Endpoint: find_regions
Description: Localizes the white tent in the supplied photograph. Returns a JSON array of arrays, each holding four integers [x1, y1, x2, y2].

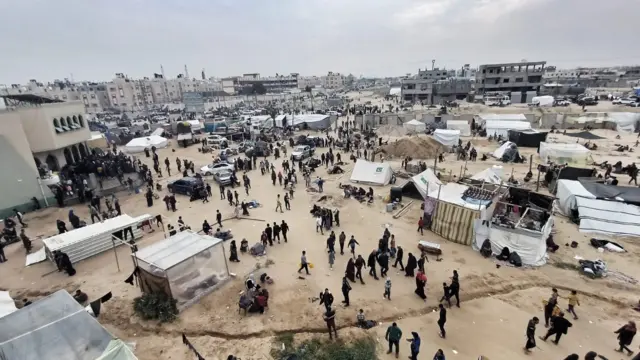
[[477, 113, 527, 124], [474, 218, 551, 267], [446, 120, 471, 136], [470, 166, 503, 184], [530, 95, 555, 107], [124, 135, 168, 153], [556, 180, 640, 237], [485, 121, 531, 138], [134, 231, 230, 310], [433, 129, 460, 147], [492, 141, 516, 159], [350, 159, 393, 186], [0, 290, 137, 360], [539, 142, 591, 165], [608, 112, 640, 133], [0, 291, 17, 319], [403, 119, 426, 133], [401, 168, 442, 199]]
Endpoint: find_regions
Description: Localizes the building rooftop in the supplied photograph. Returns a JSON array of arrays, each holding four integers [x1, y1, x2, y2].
[[1, 93, 64, 105]]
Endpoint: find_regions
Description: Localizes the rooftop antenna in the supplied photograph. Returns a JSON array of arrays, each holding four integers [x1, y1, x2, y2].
[[432, 59, 436, 70], [185, 65, 190, 80]]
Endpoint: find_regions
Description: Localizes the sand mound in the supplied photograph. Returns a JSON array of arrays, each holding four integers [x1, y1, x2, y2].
[[382, 136, 441, 159]]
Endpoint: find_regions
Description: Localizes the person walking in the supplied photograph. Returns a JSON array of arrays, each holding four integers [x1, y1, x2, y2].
[[319, 289, 334, 312], [417, 216, 424, 235], [338, 231, 346, 255], [541, 312, 572, 345], [273, 222, 281, 243], [216, 210, 223, 228], [384, 277, 392, 300], [615, 321, 637, 355], [566, 290, 580, 320], [316, 216, 324, 235], [524, 317, 539, 354], [392, 245, 404, 270], [328, 249, 335, 269], [323, 306, 337, 340], [341, 274, 352, 307], [355, 255, 366, 285], [385, 322, 402, 358], [348, 235, 359, 257], [544, 288, 559, 327], [407, 332, 421, 360], [298, 251, 310, 275], [367, 249, 379, 280], [433, 349, 445, 360], [284, 193, 291, 210], [206, 183, 212, 197], [281, 220, 289, 242], [438, 303, 447, 338], [275, 194, 284, 213], [447, 270, 461, 308]]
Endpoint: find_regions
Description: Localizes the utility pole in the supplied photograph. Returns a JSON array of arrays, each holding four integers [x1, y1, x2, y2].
[[432, 59, 436, 70]]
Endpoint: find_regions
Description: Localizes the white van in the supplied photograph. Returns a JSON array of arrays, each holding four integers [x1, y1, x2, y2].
[[484, 95, 511, 106]]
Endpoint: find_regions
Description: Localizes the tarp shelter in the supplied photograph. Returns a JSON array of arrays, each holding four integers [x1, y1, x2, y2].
[[476, 113, 527, 124], [446, 120, 471, 136], [42, 214, 152, 264], [485, 120, 532, 138], [556, 180, 640, 237], [0, 290, 137, 360], [425, 183, 491, 246], [608, 112, 640, 133], [563, 131, 605, 140], [401, 168, 442, 199], [492, 141, 521, 162], [0, 291, 17, 319], [403, 119, 426, 133], [508, 129, 548, 147], [124, 135, 168, 153], [293, 114, 331, 130], [530, 95, 554, 107], [471, 166, 503, 184], [133, 231, 230, 310], [539, 142, 591, 165], [350, 159, 393, 186], [433, 129, 460, 147]]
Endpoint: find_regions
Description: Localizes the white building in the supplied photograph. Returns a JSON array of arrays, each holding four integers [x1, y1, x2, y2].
[[298, 76, 323, 90], [322, 72, 345, 89]]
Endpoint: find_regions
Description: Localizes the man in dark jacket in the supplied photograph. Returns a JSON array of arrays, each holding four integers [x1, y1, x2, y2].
[[338, 231, 346, 255], [437, 303, 447, 338], [524, 317, 539, 353], [341, 275, 352, 306], [615, 321, 637, 355], [385, 322, 402, 357], [367, 250, 379, 280], [541, 312, 572, 344], [355, 255, 366, 284], [377, 251, 389, 277], [319, 289, 334, 312], [392, 246, 404, 270], [323, 306, 337, 339]]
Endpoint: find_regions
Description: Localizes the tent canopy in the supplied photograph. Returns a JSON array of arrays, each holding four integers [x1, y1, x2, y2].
[[428, 183, 489, 210], [401, 168, 442, 199], [477, 113, 527, 123], [471, 166, 503, 184], [403, 119, 426, 133], [349, 159, 393, 186], [135, 230, 223, 271], [124, 135, 168, 153], [0, 290, 135, 360], [446, 120, 471, 136], [433, 129, 460, 147], [563, 131, 605, 140], [508, 129, 548, 148], [485, 120, 531, 138], [539, 142, 590, 165]]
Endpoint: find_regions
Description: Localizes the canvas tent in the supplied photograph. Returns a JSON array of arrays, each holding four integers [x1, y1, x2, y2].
[[401, 168, 442, 199], [403, 119, 426, 133], [476, 113, 527, 123], [0, 290, 137, 360], [556, 180, 640, 237], [433, 129, 460, 147], [508, 129, 548, 147], [492, 141, 521, 162], [124, 135, 168, 153], [471, 166, 503, 184], [133, 231, 230, 310], [485, 120, 532, 138], [539, 142, 591, 165], [350, 159, 393, 186], [293, 114, 331, 130], [446, 120, 471, 136]]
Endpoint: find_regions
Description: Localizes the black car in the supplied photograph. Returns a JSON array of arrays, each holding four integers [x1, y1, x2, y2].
[[167, 177, 204, 196]]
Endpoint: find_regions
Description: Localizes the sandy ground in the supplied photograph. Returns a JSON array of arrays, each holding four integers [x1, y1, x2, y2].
[[3, 99, 640, 359]]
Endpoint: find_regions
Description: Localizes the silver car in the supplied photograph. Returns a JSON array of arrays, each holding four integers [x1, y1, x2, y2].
[[213, 169, 233, 185]]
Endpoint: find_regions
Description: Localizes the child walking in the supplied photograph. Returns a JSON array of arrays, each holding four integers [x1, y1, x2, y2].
[[439, 282, 450, 304], [566, 290, 580, 319], [384, 277, 392, 300]]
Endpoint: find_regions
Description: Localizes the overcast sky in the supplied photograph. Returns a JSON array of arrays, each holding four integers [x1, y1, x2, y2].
[[1, 0, 639, 84]]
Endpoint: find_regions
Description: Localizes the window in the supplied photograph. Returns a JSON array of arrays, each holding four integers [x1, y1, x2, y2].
[[110, 87, 116, 92], [503, 78, 510, 83], [53, 118, 64, 133], [515, 77, 524, 82], [62, 95, 67, 99], [111, 96, 118, 104], [119, 88, 124, 97], [83, 98, 89, 105], [91, 94, 96, 99], [78, 115, 84, 127]]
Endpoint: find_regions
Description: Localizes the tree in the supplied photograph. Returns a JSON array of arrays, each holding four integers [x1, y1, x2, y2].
[[304, 85, 312, 93], [251, 83, 267, 95]]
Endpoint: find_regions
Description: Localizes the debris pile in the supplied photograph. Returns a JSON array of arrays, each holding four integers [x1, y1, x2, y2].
[[381, 136, 441, 159]]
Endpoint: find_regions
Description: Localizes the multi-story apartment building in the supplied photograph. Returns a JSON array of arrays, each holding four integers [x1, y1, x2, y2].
[[231, 73, 299, 93], [322, 72, 345, 89], [415, 68, 456, 81], [298, 76, 323, 90], [401, 78, 433, 102], [475, 61, 546, 95], [456, 64, 477, 79]]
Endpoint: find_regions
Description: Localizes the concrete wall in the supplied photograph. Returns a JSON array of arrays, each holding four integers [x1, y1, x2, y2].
[[0, 113, 54, 217]]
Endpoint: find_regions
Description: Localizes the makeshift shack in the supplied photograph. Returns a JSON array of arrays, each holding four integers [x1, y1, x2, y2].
[[508, 129, 548, 148], [473, 187, 554, 266], [0, 290, 137, 360], [485, 120, 532, 138], [350, 159, 393, 186], [446, 120, 471, 136], [124, 135, 168, 153], [425, 183, 496, 245], [403, 119, 426, 133], [433, 129, 461, 147], [133, 231, 230, 310], [556, 179, 640, 237], [539, 142, 591, 165], [400, 168, 442, 199]]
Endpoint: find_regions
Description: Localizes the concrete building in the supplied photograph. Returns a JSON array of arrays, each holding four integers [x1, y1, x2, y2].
[[416, 68, 456, 81], [322, 72, 345, 89], [456, 64, 477, 79], [232, 73, 299, 93], [401, 78, 433, 102], [476, 61, 546, 95], [298, 76, 323, 90], [0, 95, 92, 215]]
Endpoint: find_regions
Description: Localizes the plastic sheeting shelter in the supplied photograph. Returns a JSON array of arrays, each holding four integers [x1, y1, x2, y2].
[[556, 180, 640, 237], [400, 168, 442, 199], [0, 290, 137, 360], [539, 142, 591, 165], [293, 114, 331, 130], [471, 166, 503, 184], [433, 129, 460, 147], [508, 129, 548, 147], [485, 121, 531, 138], [349, 159, 393, 186], [403, 119, 426, 133], [134, 231, 230, 310], [446, 120, 471, 136], [124, 135, 168, 153], [476, 113, 527, 123]]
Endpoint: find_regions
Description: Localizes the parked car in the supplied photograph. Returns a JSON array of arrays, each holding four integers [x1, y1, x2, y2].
[[167, 177, 204, 196], [200, 161, 234, 176], [213, 169, 233, 185], [554, 99, 571, 106], [238, 141, 255, 153], [628, 102, 640, 108], [613, 98, 637, 105], [292, 145, 314, 160], [578, 96, 598, 106]]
